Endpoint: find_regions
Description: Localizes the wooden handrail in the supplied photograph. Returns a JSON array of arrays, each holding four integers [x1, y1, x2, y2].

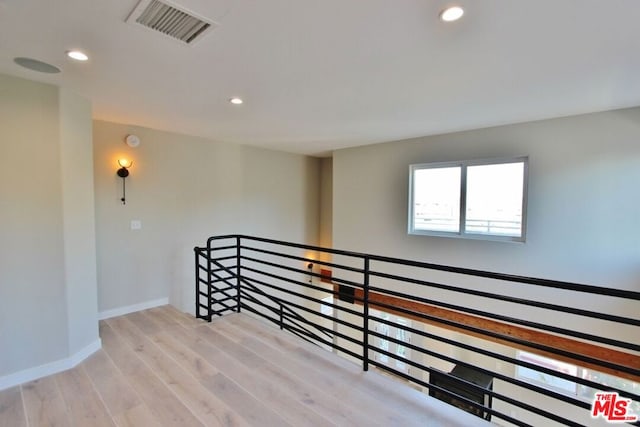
[[335, 285, 640, 383]]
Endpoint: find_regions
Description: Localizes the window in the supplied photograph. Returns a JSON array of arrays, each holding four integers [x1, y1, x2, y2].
[[370, 310, 412, 374], [515, 351, 578, 395], [516, 351, 640, 414], [408, 157, 528, 241], [319, 295, 335, 352]]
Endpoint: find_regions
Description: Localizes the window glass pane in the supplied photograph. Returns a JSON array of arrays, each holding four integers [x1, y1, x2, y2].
[[516, 351, 578, 395], [320, 295, 333, 316], [578, 369, 640, 413], [412, 166, 461, 233], [465, 162, 524, 237]]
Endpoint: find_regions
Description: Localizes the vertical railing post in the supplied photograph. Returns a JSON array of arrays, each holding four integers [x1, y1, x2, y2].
[[206, 240, 213, 322], [279, 304, 284, 330], [363, 256, 370, 372], [194, 247, 199, 319], [236, 236, 242, 313]]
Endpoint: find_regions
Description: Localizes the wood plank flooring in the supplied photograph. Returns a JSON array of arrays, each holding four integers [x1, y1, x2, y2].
[[0, 305, 489, 426]]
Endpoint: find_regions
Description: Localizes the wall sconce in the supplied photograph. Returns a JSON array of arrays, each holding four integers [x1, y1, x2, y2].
[[307, 262, 314, 283], [116, 158, 132, 205]]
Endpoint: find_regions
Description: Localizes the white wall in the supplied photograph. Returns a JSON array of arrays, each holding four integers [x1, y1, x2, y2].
[[93, 120, 320, 315], [0, 74, 99, 381]]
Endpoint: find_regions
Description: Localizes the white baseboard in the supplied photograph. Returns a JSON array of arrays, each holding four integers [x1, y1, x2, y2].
[[0, 338, 102, 391], [98, 297, 169, 320]]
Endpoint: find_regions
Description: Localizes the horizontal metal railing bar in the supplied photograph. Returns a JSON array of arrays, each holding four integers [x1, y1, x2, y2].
[[210, 266, 235, 274], [202, 244, 236, 253], [278, 309, 353, 344], [369, 297, 640, 384], [208, 234, 370, 261], [236, 271, 329, 328], [208, 278, 236, 286], [240, 244, 365, 275], [367, 258, 640, 301], [197, 235, 640, 427], [370, 270, 640, 327], [240, 255, 365, 289], [279, 320, 363, 361], [240, 259, 364, 294], [368, 344, 581, 427], [366, 328, 594, 410], [238, 270, 365, 319], [241, 263, 639, 384], [206, 244, 238, 252], [209, 269, 235, 283], [368, 284, 640, 352], [369, 301, 640, 398], [211, 295, 236, 304], [210, 301, 236, 313], [207, 285, 236, 294], [209, 291, 236, 305], [236, 274, 334, 339], [204, 235, 640, 300], [237, 283, 334, 340], [240, 291, 330, 340], [361, 288, 640, 384], [238, 292, 305, 331], [368, 325, 619, 407], [239, 302, 363, 360], [280, 311, 334, 341], [209, 275, 236, 297], [368, 359, 528, 427], [206, 255, 237, 265], [246, 280, 609, 420], [239, 303, 318, 346], [239, 278, 364, 331], [240, 282, 363, 335]]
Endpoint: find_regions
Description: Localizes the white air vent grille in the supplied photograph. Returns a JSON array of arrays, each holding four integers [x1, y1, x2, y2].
[[126, 0, 216, 45]]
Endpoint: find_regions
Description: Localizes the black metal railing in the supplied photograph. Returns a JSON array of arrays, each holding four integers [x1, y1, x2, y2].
[[195, 235, 640, 427]]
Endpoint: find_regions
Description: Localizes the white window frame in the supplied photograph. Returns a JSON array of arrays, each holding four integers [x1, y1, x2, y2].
[[408, 156, 528, 242]]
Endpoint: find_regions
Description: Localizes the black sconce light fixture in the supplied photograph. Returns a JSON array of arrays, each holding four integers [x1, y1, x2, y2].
[[116, 134, 140, 205], [307, 262, 314, 283], [117, 158, 132, 204]]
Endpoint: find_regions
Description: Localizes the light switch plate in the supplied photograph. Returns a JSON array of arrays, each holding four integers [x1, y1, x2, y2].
[[130, 220, 142, 230]]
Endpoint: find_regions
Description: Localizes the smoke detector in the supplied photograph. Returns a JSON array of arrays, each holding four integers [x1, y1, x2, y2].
[[126, 0, 217, 45]]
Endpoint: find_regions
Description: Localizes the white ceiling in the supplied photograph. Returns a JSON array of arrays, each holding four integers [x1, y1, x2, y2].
[[1, 0, 639, 156]]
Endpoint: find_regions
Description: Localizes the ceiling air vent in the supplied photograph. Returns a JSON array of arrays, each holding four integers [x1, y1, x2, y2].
[[126, 0, 216, 45]]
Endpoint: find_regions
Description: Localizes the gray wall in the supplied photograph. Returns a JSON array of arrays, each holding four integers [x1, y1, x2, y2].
[[333, 107, 640, 290], [319, 157, 333, 251], [0, 74, 98, 378], [59, 90, 99, 356], [93, 120, 321, 314]]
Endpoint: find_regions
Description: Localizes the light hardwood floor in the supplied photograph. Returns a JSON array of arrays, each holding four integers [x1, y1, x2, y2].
[[0, 305, 489, 426]]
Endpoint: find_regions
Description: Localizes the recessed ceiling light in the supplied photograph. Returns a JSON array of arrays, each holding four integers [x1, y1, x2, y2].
[[66, 50, 89, 61], [229, 97, 243, 105], [440, 6, 464, 22]]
